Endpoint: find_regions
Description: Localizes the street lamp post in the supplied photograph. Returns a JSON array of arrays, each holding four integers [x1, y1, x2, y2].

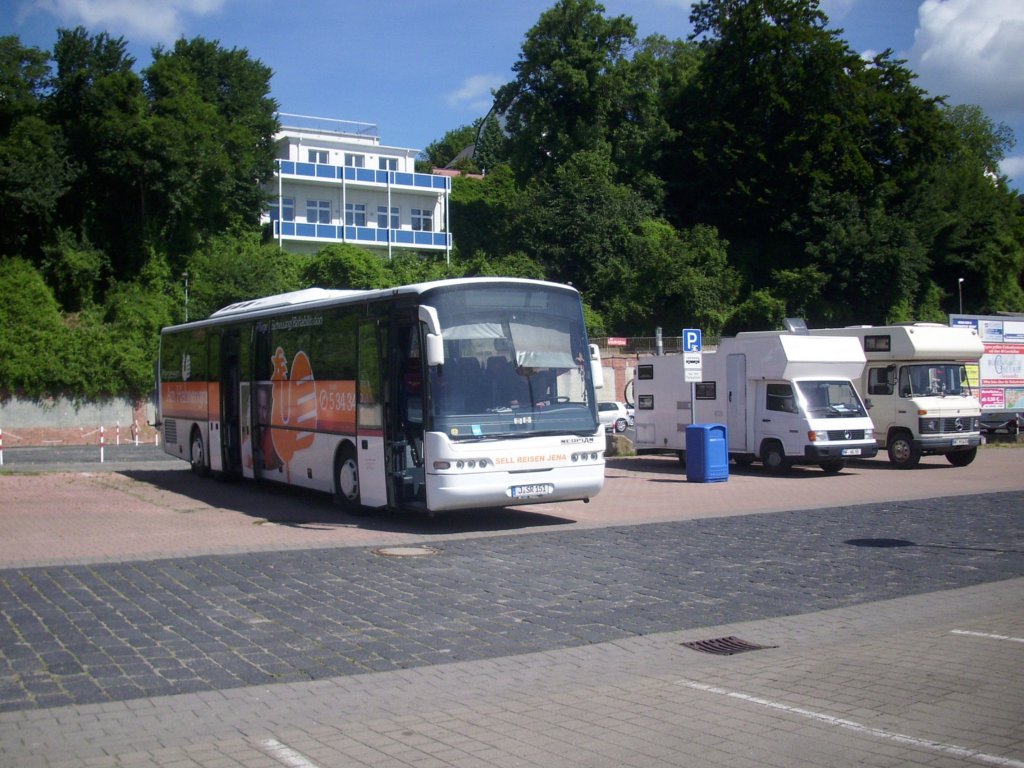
[[958, 277, 964, 315], [184, 271, 189, 322]]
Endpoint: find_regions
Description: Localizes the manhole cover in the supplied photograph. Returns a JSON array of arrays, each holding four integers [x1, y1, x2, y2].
[[372, 546, 441, 558], [681, 636, 777, 655]]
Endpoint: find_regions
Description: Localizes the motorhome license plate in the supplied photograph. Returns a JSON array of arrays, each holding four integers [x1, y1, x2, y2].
[[841, 448, 862, 456], [509, 483, 554, 498], [951, 438, 969, 446]]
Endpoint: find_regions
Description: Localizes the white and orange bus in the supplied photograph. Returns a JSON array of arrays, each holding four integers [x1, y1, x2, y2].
[[157, 277, 606, 513]]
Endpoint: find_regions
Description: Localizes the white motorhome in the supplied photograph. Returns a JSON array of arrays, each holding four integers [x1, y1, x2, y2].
[[808, 324, 983, 467], [634, 332, 878, 472]]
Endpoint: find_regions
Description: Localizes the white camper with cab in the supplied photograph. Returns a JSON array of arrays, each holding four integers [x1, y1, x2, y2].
[[808, 323, 983, 468], [634, 332, 878, 473]]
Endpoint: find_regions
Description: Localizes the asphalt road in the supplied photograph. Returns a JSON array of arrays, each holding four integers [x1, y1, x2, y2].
[[2, 486, 1021, 713], [1, 445, 1022, 767]]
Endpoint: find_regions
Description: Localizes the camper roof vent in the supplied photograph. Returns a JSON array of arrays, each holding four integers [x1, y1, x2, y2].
[[783, 318, 809, 334]]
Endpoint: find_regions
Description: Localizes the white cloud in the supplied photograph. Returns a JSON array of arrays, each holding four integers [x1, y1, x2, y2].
[[25, 0, 227, 43], [910, 0, 1024, 120], [446, 74, 504, 113], [1000, 154, 1024, 184]]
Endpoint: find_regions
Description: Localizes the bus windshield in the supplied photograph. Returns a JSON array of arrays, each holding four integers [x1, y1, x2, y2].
[[424, 283, 598, 439]]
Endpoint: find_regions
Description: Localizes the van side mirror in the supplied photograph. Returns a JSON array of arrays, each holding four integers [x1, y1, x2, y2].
[[864, 397, 873, 410]]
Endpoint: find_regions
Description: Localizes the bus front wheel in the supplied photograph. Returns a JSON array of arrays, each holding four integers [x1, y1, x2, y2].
[[334, 445, 363, 513]]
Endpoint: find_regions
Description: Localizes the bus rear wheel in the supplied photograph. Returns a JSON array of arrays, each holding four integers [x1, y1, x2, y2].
[[190, 428, 209, 477], [334, 445, 363, 513]]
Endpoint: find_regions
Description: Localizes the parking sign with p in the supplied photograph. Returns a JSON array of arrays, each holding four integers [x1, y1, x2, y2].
[[683, 328, 702, 353]]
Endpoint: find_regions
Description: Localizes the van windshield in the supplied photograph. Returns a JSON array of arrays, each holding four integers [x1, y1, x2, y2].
[[796, 381, 867, 418], [898, 364, 971, 397]]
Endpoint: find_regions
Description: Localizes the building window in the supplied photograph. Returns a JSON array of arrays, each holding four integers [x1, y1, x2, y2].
[[307, 199, 330, 224], [346, 202, 366, 226], [308, 149, 328, 164], [378, 157, 397, 171], [377, 206, 399, 229], [344, 153, 365, 168], [271, 197, 295, 222], [411, 208, 433, 231]]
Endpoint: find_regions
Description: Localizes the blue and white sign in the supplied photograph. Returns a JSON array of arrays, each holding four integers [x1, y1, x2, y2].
[[683, 328, 702, 353]]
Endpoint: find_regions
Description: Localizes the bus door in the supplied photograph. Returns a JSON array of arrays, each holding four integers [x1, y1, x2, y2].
[[387, 311, 426, 507], [356, 319, 388, 508], [219, 328, 243, 476]]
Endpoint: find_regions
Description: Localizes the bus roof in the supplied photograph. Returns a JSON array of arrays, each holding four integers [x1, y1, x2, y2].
[[163, 277, 579, 333]]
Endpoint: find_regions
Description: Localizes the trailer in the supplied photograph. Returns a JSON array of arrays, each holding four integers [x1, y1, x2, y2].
[[634, 332, 877, 473], [809, 324, 983, 467]]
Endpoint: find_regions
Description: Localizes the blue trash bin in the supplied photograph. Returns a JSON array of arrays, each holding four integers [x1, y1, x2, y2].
[[685, 424, 729, 482]]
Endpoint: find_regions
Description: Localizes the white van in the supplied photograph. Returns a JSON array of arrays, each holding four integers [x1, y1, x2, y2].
[[634, 332, 878, 472], [808, 324, 982, 467]]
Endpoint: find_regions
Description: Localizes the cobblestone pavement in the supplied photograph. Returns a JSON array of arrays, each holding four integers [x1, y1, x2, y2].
[[1, 449, 1022, 767]]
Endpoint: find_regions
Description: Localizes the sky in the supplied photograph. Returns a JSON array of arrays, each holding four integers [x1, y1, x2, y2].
[[5, 0, 1024, 190]]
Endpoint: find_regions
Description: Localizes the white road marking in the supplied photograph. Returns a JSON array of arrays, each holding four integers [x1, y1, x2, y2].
[[951, 629, 1024, 643], [259, 738, 322, 768], [677, 680, 1024, 768]]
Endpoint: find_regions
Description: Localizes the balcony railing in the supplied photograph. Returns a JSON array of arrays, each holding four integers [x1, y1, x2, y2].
[[272, 221, 451, 249], [277, 160, 451, 191]]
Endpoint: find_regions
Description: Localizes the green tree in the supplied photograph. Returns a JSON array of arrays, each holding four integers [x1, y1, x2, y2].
[[186, 232, 301, 320], [0, 257, 71, 397], [493, 0, 639, 182], [49, 27, 152, 278], [144, 37, 278, 261], [301, 244, 392, 289], [421, 123, 478, 170]]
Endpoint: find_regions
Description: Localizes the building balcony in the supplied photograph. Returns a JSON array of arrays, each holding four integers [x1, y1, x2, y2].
[[272, 220, 452, 250], [276, 160, 451, 193]]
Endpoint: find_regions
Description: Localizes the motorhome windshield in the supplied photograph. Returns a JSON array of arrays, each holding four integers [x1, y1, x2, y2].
[[898, 364, 971, 397], [796, 380, 867, 418], [424, 283, 598, 439]]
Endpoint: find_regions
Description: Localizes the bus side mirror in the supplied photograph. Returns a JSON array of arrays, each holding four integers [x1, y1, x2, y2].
[[424, 333, 444, 368], [590, 343, 604, 389], [418, 305, 445, 367], [864, 397, 873, 410]]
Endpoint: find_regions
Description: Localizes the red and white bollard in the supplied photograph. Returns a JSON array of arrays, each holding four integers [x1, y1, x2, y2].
[[116, 420, 121, 446], [100, 425, 105, 463], [131, 420, 139, 446]]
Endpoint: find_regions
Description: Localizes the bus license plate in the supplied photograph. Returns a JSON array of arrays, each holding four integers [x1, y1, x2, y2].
[[509, 483, 554, 499], [841, 448, 862, 456], [951, 438, 969, 446]]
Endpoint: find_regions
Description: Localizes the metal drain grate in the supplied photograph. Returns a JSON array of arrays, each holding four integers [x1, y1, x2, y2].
[[681, 636, 777, 655]]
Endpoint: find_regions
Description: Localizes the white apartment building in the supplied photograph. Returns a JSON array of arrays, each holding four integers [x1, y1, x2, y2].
[[264, 113, 452, 260]]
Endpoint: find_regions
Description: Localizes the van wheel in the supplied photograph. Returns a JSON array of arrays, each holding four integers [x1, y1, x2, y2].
[[819, 459, 845, 473], [189, 428, 209, 477], [762, 442, 789, 473], [946, 447, 977, 467], [614, 417, 628, 433], [333, 445, 364, 514], [887, 431, 920, 468]]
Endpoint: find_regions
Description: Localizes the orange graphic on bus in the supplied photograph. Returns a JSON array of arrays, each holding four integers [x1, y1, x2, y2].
[[270, 347, 317, 481]]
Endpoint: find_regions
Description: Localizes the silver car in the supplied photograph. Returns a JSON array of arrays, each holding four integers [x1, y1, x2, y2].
[[597, 401, 630, 433]]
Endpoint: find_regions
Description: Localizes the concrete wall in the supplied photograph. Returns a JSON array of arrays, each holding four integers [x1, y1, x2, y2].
[[0, 396, 158, 447]]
